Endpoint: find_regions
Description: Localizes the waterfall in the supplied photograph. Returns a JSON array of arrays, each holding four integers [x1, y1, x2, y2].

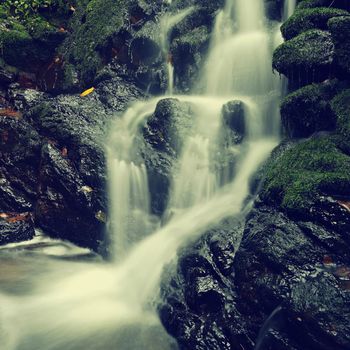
[[1, 1, 283, 349], [159, 7, 195, 94], [107, 98, 161, 258], [283, 0, 296, 20]]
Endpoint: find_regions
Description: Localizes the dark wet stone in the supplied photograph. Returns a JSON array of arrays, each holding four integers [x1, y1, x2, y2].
[[142, 98, 193, 215], [222, 100, 246, 140], [0, 213, 35, 246]]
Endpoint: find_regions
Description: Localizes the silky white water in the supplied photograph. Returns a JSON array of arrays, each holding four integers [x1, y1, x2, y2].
[[283, 0, 297, 20], [0, 0, 286, 348], [159, 7, 195, 94]]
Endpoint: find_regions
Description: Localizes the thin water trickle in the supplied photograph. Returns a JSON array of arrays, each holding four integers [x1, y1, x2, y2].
[[0, 0, 286, 348]]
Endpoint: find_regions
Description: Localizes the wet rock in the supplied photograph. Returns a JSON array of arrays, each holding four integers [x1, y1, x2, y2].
[[0, 213, 35, 246], [265, 0, 283, 21], [260, 135, 350, 215], [329, 16, 350, 78], [160, 199, 350, 350], [222, 100, 246, 140], [273, 30, 335, 88], [281, 7, 348, 41], [159, 218, 245, 350], [142, 98, 193, 215], [171, 25, 210, 92], [0, 116, 42, 212], [297, 0, 350, 11], [280, 82, 338, 138], [35, 143, 106, 252]]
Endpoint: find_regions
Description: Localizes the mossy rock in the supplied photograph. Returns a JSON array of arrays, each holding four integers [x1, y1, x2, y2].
[[273, 29, 334, 86], [281, 7, 348, 40], [260, 135, 350, 214], [331, 89, 350, 146], [297, 0, 350, 11], [171, 25, 210, 91], [328, 16, 350, 77], [281, 81, 341, 138], [0, 12, 65, 72], [59, 0, 128, 87]]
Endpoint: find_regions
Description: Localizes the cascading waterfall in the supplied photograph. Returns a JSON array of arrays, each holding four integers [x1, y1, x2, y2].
[[0, 0, 286, 349], [283, 0, 297, 20], [159, 7, 195, 94], [107, 98, 161, 258]]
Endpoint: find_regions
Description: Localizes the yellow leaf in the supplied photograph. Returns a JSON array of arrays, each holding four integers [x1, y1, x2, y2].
[[80, 87, 95, 97]]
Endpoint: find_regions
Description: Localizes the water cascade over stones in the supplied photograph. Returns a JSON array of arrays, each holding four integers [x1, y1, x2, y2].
[[0, 0, 283, 349], [159, 7, 195, 95]]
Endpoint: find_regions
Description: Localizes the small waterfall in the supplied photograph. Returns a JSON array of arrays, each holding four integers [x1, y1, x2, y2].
[[107, 99, 161, 258], [283, 0, 296, 20], [159, 7, 195, 94]]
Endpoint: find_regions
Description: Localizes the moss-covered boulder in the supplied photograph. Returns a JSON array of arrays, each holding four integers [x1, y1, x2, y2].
[[0, 16, 65, 72], [281, 7, 348, 40], [260, 135, 350, 215], [328, 16, 350, 77], [171, 25, 210, 91], [273, 29, 335, 87], [281, 81, 341, 137], [59, 0, 129, 88], [331, 89, 350, 147], [297, 0, 350, 11]]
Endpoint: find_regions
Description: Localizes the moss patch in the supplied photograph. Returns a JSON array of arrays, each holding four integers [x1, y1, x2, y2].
[[281, 81, 342, 137], [273, 29, 334, 85], [281, 7, 348, 40], [59, 0, 128, 87], [261, 135, 350, 214], [331, 89, 350, 144], [328, 16, 350, 76], [297, 0, 350, 11]]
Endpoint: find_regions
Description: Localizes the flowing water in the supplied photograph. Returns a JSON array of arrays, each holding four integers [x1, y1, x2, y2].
[[284, 0, 297, 20], [0, 0, 287, 349]]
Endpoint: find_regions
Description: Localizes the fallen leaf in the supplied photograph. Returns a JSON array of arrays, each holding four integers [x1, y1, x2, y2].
[[6, 213, 29, 223], [61, 147, 68, 157], [0, 108, 22, 118], [70, 5, 76, 12], [80, 87, 95, 97], [338, 200, 350, 212], [0, 213, 9, 219]]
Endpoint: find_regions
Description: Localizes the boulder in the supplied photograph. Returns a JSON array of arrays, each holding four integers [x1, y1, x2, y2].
[[221, 100, 246, 139], [328, 16, 350, 78], [142, 98, 193, 215], [170, 26, 210, 92], [280, 82, 338, 138], [0, 213, 35, 246], [297, 0, 350, 11], [260, 135, 350, 216], [273, 30, 335, 88], [281, 7, 348, 40]]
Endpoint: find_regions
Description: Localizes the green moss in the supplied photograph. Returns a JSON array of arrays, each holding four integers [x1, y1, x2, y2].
[[59, 0, 127, 86], [273, 29, 334, 80], [281, 7, 348, 40], [261, 136, 350, 214], [281, 81, 342, 137], [298, 0, 350, 11], [328, 16, 350, 76], [331, 89, 350, 143]]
